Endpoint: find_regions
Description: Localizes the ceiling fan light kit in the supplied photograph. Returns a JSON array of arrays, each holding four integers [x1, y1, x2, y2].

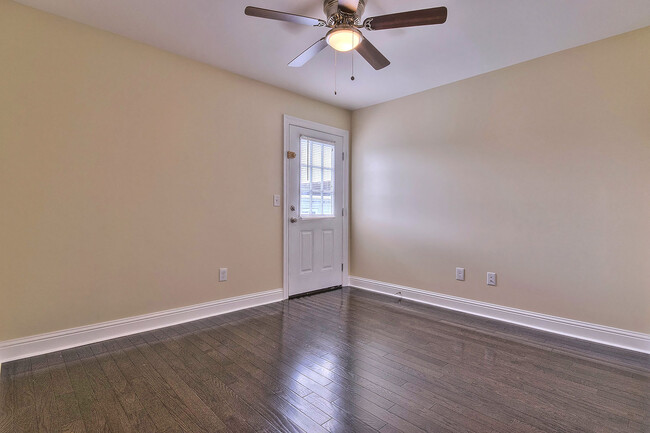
[[326, 27, 362, 52], [245, 0, 447, 71]]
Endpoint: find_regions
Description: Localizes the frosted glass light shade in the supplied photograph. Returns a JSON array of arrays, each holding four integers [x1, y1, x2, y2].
[[326, 28, 362, 52]]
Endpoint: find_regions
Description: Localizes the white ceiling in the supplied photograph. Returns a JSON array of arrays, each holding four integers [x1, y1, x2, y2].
[[13, 0, 650, 110]]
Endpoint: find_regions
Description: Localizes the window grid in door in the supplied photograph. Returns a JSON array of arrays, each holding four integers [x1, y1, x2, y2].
[[300, 136, 335, 216]]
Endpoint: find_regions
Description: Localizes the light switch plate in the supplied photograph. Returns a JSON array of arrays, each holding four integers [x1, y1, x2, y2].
[[219, 268, 228, 282], [487, 272, 497, 286], [456, 267, 465, 281], [273, 194, 281, 207]]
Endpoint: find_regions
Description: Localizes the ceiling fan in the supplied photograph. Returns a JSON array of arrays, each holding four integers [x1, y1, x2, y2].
[[245, 0, 447, 70]]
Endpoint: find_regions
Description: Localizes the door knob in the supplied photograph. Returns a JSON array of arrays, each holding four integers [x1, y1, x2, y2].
[[290, 217, 298, 223]]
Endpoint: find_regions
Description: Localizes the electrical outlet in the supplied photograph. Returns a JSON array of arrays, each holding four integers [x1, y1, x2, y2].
[[219, 268, 228, 282], [273, 194, 281, 207], [487, 272, 497, 286], [456, 267, 465, 281]]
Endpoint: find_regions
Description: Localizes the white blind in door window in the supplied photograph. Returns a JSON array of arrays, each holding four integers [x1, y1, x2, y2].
[[300, 136, 335, 216]]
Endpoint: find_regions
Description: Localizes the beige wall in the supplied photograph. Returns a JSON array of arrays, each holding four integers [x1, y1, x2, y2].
[[0, 1, 350, 341], [351, 27, 650, 333], [2, 0, 648, 343]]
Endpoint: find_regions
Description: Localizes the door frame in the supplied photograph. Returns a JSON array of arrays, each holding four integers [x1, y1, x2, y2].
[[283, 115, 350, 300]]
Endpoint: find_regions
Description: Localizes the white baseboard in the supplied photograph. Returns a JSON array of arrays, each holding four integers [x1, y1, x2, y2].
[[0, 289, 283, 364], [349, 276, 650, 354]]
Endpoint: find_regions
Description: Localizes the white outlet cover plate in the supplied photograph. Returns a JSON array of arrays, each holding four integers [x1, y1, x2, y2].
[[487, 272, 497, 286], [456, 268, 465, 281], [219, 268, 228, 282], [273, 194, 281, 207]]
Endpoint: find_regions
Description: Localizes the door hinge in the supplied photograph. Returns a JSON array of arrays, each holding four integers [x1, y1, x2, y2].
[[341, 263, 344, 271], [342, 152, 345, 161], [287, 151, 296, 159], [342, 208, 344, 217]]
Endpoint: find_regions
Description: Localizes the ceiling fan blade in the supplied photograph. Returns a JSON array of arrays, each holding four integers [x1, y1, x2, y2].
[[245, 6, 326, 27], [355, 37, 390, 70], [338, 0, 359, 13], [289, 38, 329, 67], [364, 7, 447, 31]]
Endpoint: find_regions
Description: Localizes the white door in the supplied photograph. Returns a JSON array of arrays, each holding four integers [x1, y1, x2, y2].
[[287, 124, 345, 296]]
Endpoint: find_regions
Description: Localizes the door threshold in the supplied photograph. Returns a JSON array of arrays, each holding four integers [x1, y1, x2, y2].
[[289, 285, 342, 300]]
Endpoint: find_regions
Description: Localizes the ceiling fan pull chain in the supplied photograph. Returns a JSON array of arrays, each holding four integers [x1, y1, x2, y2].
[[334, 50, 338, 95], [351, 31, 355, 81]]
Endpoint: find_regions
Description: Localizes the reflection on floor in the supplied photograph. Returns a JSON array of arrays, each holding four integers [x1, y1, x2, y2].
[[1, 287, 649, 432]]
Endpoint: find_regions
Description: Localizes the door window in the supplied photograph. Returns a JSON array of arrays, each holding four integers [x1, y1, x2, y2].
[[300, 137, 335, 217]]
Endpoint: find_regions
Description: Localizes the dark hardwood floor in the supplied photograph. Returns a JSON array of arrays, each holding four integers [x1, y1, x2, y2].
[[1, 287, 648, 432]]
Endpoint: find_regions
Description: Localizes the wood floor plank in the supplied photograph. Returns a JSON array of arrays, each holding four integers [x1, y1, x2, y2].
[[184, 324, 330, 433], [2, 287, 648, 433], [46, 352, 75, 398], [256, 292, 644, 430], [94, 347, 157, 432], [304, 391, 386, 431], [244, 306, 438, 412], [148, 326, 274, 432], [218, 311, 421, 419], [11, 358, 38, 433], [0, 363, 14, 433], [109, 338, 195, 433], [289, 291, 645, 431], [331, 395, 426, 433], [77, 348, 140, 433], [61, 349, 111, 433], [125, 334, 227, 432], [53, 392, 88, 433], [31, 354, 57, 433], [101, 339, 173, 433]]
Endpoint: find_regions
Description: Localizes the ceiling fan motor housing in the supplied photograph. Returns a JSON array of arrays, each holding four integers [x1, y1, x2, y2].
[[323, 0, 366, 25]]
